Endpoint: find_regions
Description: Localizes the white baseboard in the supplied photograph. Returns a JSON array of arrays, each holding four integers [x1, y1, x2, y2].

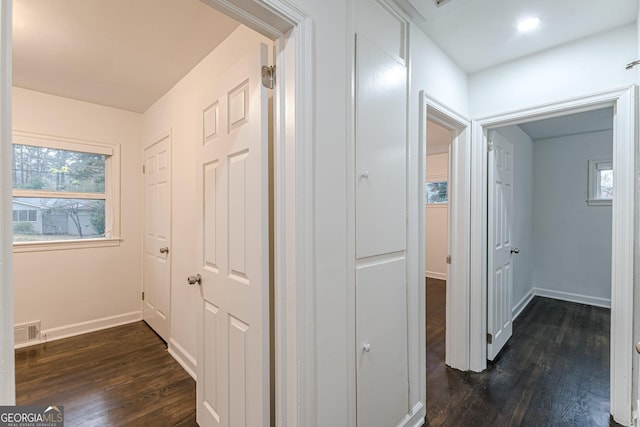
[[512, 289, 534, 321], [533, 287, 611, 309], [425, 271, 446, 281], [398, 401, 425, 427], [168, 338, 197, 380], [15, 311, 142, 349]]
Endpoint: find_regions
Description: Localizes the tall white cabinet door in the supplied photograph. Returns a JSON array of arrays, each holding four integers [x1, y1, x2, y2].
[[356, 258, 409, 427], [355, 33, 409, 427], [196, 43, 270, 427], [355, 34, 407, 259], [143, 134, 172, 342], [487, 131, 514, 360]]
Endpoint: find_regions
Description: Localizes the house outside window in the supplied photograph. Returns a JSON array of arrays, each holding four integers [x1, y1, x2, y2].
[[12, 132, 120, 249], [587, 159, 613, 206]]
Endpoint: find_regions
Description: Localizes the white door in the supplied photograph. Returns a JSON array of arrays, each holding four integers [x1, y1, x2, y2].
[[143, 134, 172, 342], [195, 43, 270, 427], [487, 130, 514, 360]]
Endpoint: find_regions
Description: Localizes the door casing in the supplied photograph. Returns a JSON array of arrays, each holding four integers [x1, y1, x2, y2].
[[417, 92, 471, 374], [469, 86, 638, 425]]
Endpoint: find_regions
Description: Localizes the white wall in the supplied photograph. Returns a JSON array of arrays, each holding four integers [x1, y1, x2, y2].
[[492, 126, 534, 317], [12, 87, 143, 339], [142, 26, 270, 372], [425, 153, 448, 280], [412, 28, 469, 118], [532, 130, 613, 305], [469, 24, 637, 118]]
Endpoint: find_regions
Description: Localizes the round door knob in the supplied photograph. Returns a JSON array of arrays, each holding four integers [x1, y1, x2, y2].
[[511, 248, 520, 254], [363, 343, 371, 352], [636, 342, 640, 354], [360, 170, 369, 179], [187, 274, 202, 285], [160, 247, 169, 254]]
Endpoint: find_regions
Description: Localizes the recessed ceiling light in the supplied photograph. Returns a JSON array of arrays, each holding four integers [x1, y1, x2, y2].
[[517, 17, 540, 32]]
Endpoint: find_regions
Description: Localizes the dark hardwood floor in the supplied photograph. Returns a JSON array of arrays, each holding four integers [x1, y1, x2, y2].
[[15, 321, 197, 427], [14, 282, 616, 427], [426, 277, 617, 427]]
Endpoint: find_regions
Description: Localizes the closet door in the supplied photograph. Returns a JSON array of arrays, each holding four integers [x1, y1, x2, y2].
[[355, 32, 408, 427]]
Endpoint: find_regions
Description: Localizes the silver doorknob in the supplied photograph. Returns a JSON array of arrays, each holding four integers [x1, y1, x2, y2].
[[511, 248, 520, 254], [363, 343, 371, 352], [360, 170, 369, 179], [187, 274, 202, 285], [636, 342, 640, 354], [160, 247, 169, 254]]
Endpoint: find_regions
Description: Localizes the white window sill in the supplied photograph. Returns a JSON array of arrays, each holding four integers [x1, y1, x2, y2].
[[13, 238, 122, 253], [587, 199, 612, 206]]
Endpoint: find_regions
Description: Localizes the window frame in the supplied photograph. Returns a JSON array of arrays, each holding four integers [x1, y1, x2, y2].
[[12, 131, 121, 252], [587, 159, 613, 206]]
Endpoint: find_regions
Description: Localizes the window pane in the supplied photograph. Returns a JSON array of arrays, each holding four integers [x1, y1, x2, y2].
[[425, 181, 448, 204], [12, 197, 106, 242], [12, 144, 105, 193], [599, 169, 613, 199]]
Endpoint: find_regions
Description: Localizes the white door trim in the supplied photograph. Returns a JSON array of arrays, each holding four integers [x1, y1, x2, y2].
[[0, 0, 13, 406], [418, 92, 471, 372], [469, 86, 637, 425]]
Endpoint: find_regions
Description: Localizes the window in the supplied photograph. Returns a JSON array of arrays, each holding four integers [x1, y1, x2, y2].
[[12, 132, 120, 248], [587, 159, 613, 206], [425, 181, 448, 205]]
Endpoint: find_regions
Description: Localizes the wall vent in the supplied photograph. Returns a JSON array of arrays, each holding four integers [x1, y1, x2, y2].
[[15, 321, 41, 345], [433, 0, 454, 7]]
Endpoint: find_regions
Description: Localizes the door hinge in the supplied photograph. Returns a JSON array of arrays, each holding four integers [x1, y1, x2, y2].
[[142, 164, 146, 174], [487, 140, 494, 152], [446, 255, 451, 265], [142, 291, 145, 301], [487, 333, 493, 344], [261, 65, 276, 89]]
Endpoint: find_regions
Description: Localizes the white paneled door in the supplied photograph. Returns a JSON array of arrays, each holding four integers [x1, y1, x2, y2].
[[487, 131, 514, 361], [143, 134, 172, 342], [195, 43, 270, 427]]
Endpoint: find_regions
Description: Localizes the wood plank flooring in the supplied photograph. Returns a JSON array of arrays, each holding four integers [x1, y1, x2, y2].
[[426, 277, 618, 427], [15, 321, 197, 427], [15, 282, 617, 427]]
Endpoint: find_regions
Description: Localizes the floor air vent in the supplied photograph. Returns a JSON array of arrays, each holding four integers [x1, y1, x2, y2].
[[15, 321, 41, 345]]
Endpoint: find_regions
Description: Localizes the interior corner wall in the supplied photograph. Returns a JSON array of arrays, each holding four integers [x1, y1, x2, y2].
[[469, 24, 637, 118], [411, 27, 470, 118], [425, 153, 448, 280], [532, 130, 613, 305], [12, 87, 143, 340], [492, 126, 534, 315], [141, 25, 271, 372]]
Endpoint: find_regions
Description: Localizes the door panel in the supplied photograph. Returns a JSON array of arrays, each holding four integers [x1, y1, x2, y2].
[[488, 131, 514, 360], [196, 42, 269, 427], [356, 258, 409, 427], [355, 34, 407, 259], [143, 135, 172, 342]]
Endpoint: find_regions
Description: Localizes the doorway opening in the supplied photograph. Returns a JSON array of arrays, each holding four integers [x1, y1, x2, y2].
[[419, 93, 471, 422], [470, 87, 637, 425], [6, 0, 311, 425], [481, 108, 614, 424]]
